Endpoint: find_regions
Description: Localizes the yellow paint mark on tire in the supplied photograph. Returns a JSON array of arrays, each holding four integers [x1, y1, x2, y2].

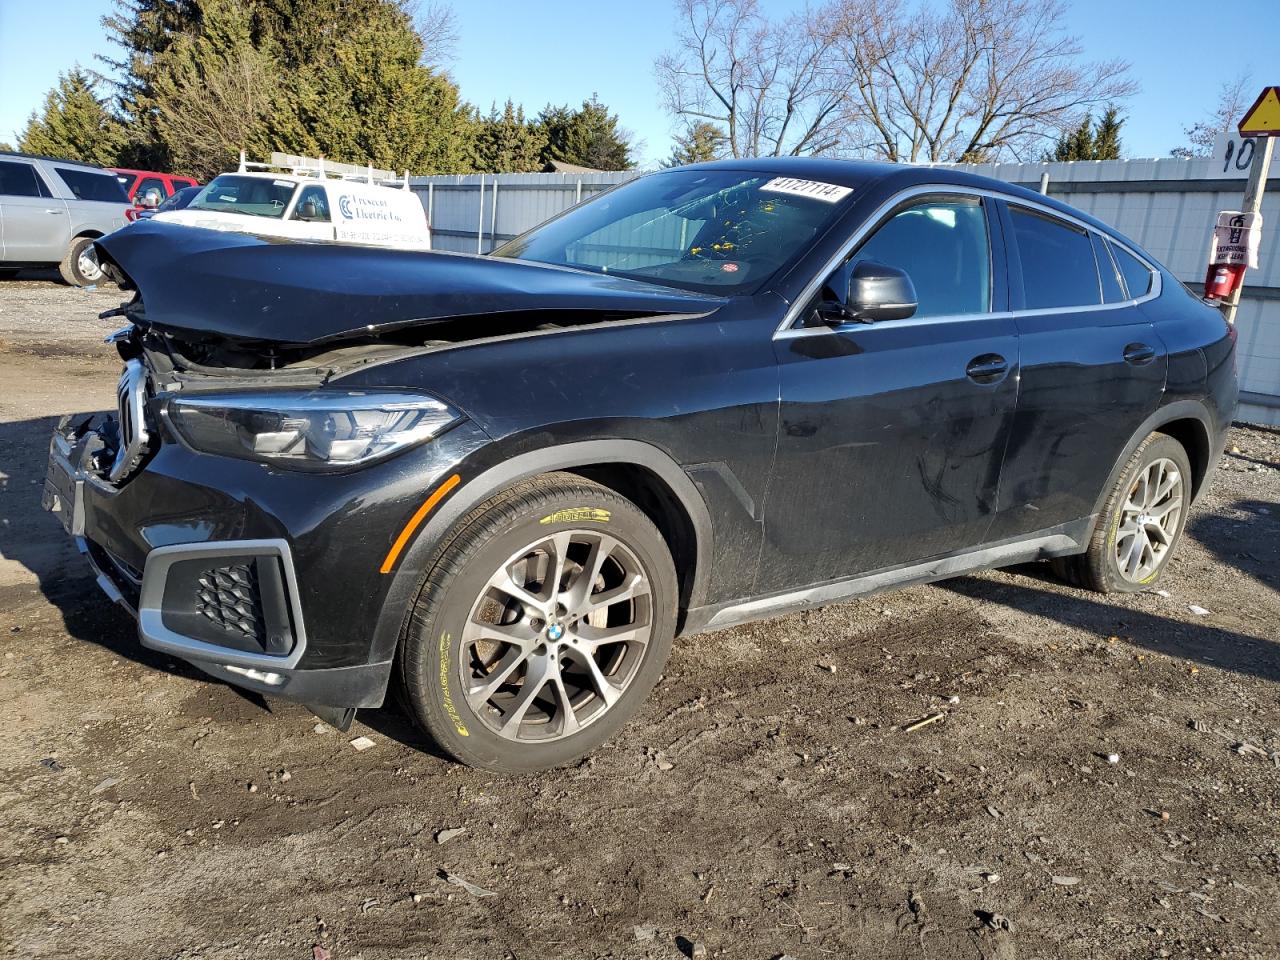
[[438, 630, 469, 737], [539, 507, 610, 525]]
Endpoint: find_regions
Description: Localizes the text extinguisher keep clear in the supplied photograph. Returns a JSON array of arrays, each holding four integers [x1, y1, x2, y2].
[[1205, 211, 1259, 300]]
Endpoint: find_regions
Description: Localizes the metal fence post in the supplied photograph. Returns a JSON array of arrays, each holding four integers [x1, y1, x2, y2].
[[490, 179, 499, 253], [477, 174, 485, 255]]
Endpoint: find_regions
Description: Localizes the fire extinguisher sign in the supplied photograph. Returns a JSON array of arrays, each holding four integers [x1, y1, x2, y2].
[[1210, 211, 1262, 269]]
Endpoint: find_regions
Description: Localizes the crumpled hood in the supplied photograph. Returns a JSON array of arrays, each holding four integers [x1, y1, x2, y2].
[[96, 220, 725, 346]]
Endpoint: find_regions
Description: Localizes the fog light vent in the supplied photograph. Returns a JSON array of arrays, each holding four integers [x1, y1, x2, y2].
[[195, 563, 265, 641]]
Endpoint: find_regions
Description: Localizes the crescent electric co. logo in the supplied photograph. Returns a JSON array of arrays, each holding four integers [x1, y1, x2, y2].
[[338, 195, 354, 219]]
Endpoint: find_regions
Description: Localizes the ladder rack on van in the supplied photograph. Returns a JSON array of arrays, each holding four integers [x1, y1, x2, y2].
[[236, 151, 411, 191]]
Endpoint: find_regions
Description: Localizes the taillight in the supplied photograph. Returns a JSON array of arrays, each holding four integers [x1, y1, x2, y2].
[[124, 208, 140, 223]]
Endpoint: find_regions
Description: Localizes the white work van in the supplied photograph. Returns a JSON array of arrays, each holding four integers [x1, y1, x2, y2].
[[152, 158, 430, 250]]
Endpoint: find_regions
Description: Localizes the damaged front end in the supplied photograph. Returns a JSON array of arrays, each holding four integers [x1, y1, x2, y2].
[[43, 222, 723, 724]]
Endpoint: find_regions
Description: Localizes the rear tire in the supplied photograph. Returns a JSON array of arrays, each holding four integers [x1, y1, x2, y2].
[[396, 472, 677, 772], [1052, 433, 1192, 593], [59, 236, 104, 287]]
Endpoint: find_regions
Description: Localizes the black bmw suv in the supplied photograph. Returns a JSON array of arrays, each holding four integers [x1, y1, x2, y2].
[[44, 159, 1237, 772]]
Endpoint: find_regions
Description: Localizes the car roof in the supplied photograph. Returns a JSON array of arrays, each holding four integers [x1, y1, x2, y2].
[[110, 167, 191, 177], [0, 150, 106, 171], [671, 156, 1127, 245]]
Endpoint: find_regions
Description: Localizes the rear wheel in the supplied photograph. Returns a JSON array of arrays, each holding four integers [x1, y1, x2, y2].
[[59, 236, 103, 286], [396, 473, 677, 772], [1052, 433, 1191, 593]]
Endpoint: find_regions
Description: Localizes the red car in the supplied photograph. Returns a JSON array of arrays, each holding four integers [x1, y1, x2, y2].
[[110, 168, 200, 220]]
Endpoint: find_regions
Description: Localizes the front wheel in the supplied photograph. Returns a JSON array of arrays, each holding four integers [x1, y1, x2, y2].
[[396, 473, 678, 772], [1053, 433, 1192, 593]]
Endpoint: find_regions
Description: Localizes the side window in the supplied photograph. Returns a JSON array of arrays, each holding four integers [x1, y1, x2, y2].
[[0, 160, 46, 198], [1090, 233, 1125, 303], [291, 185, 330, 222], [1108, 241, 1154, 299], [1010, 206, 1100, 310], [850, 197, 991, 317], [54, 167, 129, 202]]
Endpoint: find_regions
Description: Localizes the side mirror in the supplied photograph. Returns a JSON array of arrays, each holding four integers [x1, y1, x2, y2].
[[139, 191, 162, 209], [816, 260, 918, 325], [297, 200, 319, 221]]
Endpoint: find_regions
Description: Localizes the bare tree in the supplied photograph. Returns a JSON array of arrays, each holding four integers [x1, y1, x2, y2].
[[657, 0, 1137, 163], [410, 0, 460, 68], [655, 0, 849, 158], [826, 0, 1137, 162], [1172, 71, 1254, 158], [149, 3, 281, 182]]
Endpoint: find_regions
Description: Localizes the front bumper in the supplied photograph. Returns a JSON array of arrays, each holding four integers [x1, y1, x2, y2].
[[43, 410, 489, 709]]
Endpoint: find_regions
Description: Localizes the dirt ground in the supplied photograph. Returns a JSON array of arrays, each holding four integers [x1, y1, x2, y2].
[[1, 275, 1278, 960]]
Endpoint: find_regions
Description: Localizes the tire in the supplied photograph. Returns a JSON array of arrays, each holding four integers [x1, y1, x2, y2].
[[396, 472, 678, 772], [1052, 433, 1192, 593], [0, 268, 19, 280], [58, 236, 104, 287]]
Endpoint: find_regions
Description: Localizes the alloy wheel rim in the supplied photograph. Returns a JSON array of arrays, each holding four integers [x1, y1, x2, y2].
[[1114, 457, 1183, 583], [77, 247, 103, 281], [461, 529, 652, 742]]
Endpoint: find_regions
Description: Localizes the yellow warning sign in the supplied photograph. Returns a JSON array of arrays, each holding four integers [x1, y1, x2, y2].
[[1239, 86, 1280, 137]]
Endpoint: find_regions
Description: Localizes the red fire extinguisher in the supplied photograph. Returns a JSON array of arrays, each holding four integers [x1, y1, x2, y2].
[[1204, 262, 1246, 300]]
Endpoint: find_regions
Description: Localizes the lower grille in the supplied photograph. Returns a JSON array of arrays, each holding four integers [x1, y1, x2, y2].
[[157, 552, 295, 657], [195, 564, 266, 642]]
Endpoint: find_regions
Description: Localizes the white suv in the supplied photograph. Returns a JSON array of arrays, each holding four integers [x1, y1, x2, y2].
[[154, 169, 432, 250], [0, 152, 132, 285]]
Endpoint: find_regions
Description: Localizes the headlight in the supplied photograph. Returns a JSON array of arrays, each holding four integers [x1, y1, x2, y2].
[[165, 390, 460, 470]]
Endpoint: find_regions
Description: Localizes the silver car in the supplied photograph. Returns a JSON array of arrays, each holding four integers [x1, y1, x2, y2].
[[0, 152, 131, 286]]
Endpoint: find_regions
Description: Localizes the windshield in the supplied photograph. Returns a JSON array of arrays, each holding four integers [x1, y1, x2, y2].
[[492, 170, 852, 295], [189, 175, 298, 219], [156, 186, 199, 213]]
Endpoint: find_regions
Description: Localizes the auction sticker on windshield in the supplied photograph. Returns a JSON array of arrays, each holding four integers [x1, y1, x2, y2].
[[760, 177, 853, 203]]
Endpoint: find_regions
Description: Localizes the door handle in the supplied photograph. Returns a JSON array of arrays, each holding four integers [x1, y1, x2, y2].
[[1123, 342, 1157, 365], [966, 353, 1009, 384]]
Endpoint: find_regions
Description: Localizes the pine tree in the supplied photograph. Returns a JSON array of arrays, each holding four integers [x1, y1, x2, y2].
[[16, 69, 126, 166], [1092, 106, 1123, 160], [537, 95, 634, 170], [100, 0, 203, 168], [664, 121, 725, 167], [100, 0, 475, 175], [148, 0, 278, 180], [474, 101, 547, 173], [1046, 108, 1124, 161]]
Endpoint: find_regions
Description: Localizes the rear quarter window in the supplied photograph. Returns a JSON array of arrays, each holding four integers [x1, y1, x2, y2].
[[55, 167, 129, 203], [0, 160, 50, 198], [1010, 206, 1101, 310], [1108, 241, 1155, 298]]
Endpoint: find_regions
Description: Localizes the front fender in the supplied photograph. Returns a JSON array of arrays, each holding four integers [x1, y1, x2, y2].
[[365, 438, 716, 665]]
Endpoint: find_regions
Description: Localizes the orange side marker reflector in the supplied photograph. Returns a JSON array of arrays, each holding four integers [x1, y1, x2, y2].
[[379, 473, 462, 574]]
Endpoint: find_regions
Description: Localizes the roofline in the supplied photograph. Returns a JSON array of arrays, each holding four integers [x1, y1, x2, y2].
[[0, 151, 105, 169]]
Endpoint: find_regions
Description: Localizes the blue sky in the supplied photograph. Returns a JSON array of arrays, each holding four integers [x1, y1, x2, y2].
[[0, 0, 1274, 167]]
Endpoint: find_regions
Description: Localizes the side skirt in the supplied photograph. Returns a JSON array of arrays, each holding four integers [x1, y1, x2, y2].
[[682, 518, 1092, 635]]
